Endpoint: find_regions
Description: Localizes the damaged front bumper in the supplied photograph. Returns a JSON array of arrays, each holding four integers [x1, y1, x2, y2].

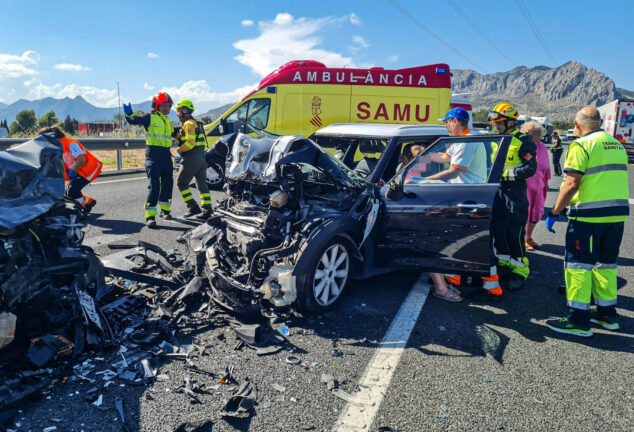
[[183, 217, 302, 310]]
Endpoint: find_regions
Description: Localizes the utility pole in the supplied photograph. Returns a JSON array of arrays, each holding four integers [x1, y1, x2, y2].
[[117, 82, 122, 133]]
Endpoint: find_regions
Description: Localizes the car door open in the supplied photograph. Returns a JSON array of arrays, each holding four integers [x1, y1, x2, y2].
[[377, 134, 511, 274]]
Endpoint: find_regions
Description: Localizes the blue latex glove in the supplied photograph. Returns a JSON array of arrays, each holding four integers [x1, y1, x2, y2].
[[68, 169, 76, 179], [411, 176, 426, 181], [123, 102, 133, 116], [545, 212, 558, 233]]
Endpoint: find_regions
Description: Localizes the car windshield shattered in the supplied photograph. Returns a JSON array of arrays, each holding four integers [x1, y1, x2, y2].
[[184, 133, 378, 312]]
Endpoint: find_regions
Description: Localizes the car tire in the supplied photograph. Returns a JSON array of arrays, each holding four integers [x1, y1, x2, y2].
[[295, 236, 351, 313]]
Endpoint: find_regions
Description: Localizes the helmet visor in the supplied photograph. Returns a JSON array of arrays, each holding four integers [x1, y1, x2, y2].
[[488, 111, 507, 123]]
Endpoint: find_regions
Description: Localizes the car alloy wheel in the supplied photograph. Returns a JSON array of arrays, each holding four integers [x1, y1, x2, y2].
[[313, 243, 349, 306]]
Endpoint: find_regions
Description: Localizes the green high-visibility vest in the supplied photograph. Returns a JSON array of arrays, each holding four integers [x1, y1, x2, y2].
[[565, 129, 630, 223], [146, 111, 174, 148], [502, 129, 527, 181]]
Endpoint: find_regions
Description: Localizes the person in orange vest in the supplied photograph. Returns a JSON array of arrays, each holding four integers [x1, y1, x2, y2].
[[39, 126, 103, 213]]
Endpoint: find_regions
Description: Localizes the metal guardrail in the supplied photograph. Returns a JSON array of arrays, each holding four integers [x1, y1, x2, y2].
[[0, 137, 147, 171]]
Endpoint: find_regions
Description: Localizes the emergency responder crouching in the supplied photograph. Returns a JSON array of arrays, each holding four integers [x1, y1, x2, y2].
[[39, 125, 102, 213], [488, 103, 537, 291], [174, 100, 212, 218], [545, 107, 629, 337], [123, 92, 175, 228]]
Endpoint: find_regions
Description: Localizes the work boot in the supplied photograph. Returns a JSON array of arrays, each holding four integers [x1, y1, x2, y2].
[[546, 317, 593, 337], [146, 217, 157, 228], [199, 208, 212, 220], [590, 310, 619, 331], [160, 211, 172, 220], [183, 206, 202, 219], [507, 274, 525, 291], [84, 199, 97, 214]]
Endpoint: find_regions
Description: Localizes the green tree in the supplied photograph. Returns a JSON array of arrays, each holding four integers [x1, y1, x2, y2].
[[37, 110, 59, 129], [62, 115, 79, 134], [472, 109, 489, 122], [552, 119, 574, 131], [10, 109, 37, 134], [200, 115, 212, 124]]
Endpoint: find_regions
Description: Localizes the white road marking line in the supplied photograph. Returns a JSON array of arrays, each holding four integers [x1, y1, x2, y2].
[[333, 274, 430, 432], [83, 234, 130, 248], [630, 198, 634, 205], [93, 176, 146, 185]]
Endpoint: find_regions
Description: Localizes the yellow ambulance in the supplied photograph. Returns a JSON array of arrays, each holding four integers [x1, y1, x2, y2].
[[205, 60, 459, 139]]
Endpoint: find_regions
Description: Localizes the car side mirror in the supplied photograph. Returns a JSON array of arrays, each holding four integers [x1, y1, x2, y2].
[[385, 177, 404, 201]]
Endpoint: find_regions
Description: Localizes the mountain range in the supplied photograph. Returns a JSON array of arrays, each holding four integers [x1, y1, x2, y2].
[[1, 61, 632, 125], [0, 96, 234, 126], [452, 61, 633, 120]]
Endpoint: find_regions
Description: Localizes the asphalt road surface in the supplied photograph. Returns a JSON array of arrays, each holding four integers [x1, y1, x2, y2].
[[16, 161, 634, 432]]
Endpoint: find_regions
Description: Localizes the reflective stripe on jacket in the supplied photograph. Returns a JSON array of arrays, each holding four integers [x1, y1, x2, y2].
[[503, 130, 528, 181], [146, 111, 174, 148], [178, 119, 206, 150], [60, 137, 103, 182]]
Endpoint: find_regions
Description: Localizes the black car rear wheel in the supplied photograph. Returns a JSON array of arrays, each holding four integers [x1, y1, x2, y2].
[[296, 237, 351, 313]]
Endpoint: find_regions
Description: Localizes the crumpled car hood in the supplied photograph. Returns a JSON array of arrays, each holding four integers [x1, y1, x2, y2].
[[226, 134, 300, 182], [0, 133, 65, 229], [225, 133, 369, 188]]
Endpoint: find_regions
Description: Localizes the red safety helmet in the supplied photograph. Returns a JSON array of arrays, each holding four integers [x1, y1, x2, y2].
[[151, 92, 173, 110]]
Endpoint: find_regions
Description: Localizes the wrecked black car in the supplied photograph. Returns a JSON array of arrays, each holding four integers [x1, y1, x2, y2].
[[193, 125, 513, 313], [1, 134, 111, 377]]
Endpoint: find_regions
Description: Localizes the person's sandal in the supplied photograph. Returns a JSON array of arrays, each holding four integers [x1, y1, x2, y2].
[[448, 284, 461, 295], [432, 289, 462, 302], [525, 241, 535, 251], [525, 238, 540, 251]]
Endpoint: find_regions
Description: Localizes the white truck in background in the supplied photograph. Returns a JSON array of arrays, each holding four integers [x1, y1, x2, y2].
[[597, 99, 634, 162]]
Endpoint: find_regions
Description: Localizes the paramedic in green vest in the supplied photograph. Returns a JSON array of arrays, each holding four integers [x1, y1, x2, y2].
[[123, 92, 175, 228], [174, 99, 212, 218], [545, 107, 629, 337], [488, 102, 537, 291]]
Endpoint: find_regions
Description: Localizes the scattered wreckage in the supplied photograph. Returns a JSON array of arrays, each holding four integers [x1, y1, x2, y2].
[[0, 126, 515, 428], [0, 133, 278, 427], [185, 126, 513, 313]]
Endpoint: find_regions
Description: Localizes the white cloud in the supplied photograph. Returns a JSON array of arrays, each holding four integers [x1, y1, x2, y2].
[[233, 12, 355, 77], [147, 52, 158, 58], [0, 50, 39, 79], [23, 79, 119, 107], [352, 36, 369, 48], [241, 19, 254, 27], [53, 63, 92, 72], [349, 13, 361, 25], [159, 80, 256, 111], [143, 82, 155, 91], [349, 35, 369, 54], [387, 55, 398, 63]]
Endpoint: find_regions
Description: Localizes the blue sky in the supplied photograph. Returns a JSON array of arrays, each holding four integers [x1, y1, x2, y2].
[[1, 0, 632, 111]]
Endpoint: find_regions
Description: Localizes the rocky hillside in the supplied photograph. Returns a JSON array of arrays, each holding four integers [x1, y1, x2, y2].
[[452, 61, 631, 120]]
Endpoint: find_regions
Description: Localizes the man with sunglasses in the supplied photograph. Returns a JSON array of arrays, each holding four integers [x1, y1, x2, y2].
[[488, 102, 537, 291]]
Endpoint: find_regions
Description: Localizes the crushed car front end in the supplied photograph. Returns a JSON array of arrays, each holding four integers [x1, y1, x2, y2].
[[191, 134, 377, 312]]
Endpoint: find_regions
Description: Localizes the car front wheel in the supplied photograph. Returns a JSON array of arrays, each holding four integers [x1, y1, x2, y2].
[[296, 237, 351, 313]]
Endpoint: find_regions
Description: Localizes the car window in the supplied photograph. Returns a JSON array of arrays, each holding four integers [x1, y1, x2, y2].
[[246, 99, 271, 129], [225, 103, 249, 132], [402, 137, 501, 184]]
